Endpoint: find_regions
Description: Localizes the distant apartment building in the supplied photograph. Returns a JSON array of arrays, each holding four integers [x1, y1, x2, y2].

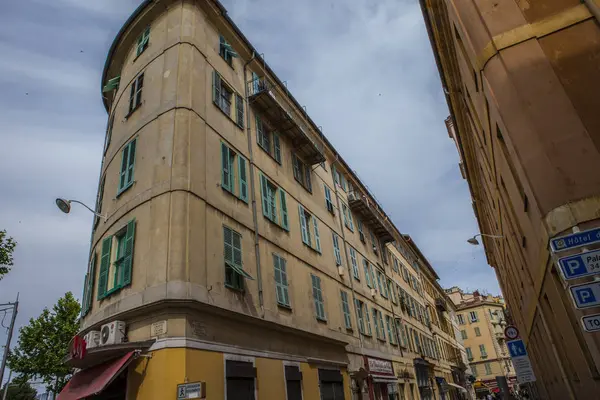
[[420, 0, 600, 398], [447, 288, 516, 394], [57, 1, 468, 400]]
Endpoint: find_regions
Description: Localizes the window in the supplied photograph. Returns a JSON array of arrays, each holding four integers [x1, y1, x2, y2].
[[388, 280, 397, 304], [377, 271, 388, 298], [392, 257, 399, 273], [364, 259, 373, 288], [318, 369, 344, 400], [298, 205, 321, 253], [104, 114, 114, 156], [370, 231, 378, 254], [457, 314, 465, 325], [212, 71, 242, 125], [136, 26, 150, 56], [260, 173, 288, 230], [256, 116, 281, 163], [81, 254, 96, 316], [396, 319, 407, 348], [285, 365, 303, 400], [94, 176, 106, 229], [311, 274, 326, 321], [221, 142, 249, 203], [413, 331, 421, 353], [479, 344, 487, 358], [273, 254, 290, 307], [226, 360, 256, 400], [469, 311, 479, 322], [357, 220, 366, 243], [373, 308, 386, 341], [331, 232, 342, 266], [223, 226, 253, 291], [324, 185, 335, 214], [474, 327, 481, 337], [292, 154, 312, 192], [341, 202, 354, 231], [355, 299, 366, 334], [219, 34, 238, 66], [118, 139, 136, 195], [460, 330, 467, 340], [386, 315, 396, 344], [364, 302, 373, 336], [485, 362, 492, 375], [402, 266, 410, 283], [235, 94, 244, 128], [332, 165, 341, 186], [471, 364, 477, 377], [340, 291, 352, 329], [349, 247, 359, 280], [128, 73, 144, 115], [97, 219, 136, 299]]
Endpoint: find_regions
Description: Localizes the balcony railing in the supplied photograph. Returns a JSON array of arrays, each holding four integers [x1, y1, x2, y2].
[[347, 191, 394, 243], [247, 77, 325, 165], [435, 297, 448, 312]]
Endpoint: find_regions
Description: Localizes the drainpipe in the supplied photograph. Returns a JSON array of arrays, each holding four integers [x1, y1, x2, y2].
[[243, 52, 264, 314], [583, 0, 600, 24]]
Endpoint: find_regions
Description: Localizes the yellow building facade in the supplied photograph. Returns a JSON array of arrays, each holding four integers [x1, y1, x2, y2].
[[60, 1, 467, 400], [446, 288, 516, 395]]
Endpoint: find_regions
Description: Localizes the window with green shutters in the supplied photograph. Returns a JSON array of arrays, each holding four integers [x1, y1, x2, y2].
[[118, 139, 136, 195], [386, 315, 396, 344], [324, 185, 334, 214], [235, 94, 244, 128], [223, 226, 253, 290], [128, 73, 144, 114], [349, 247, 359, 280], [81, 254, 96, 317], [363, 259, 372, 288], [221, 142, 248, 203], [466, 347, 473, 360], [256, 116, 282, 164], [479, 344, 487, 358], [474, 327, 481, 336], [292, 154, 312, 192], [388, 279, 396, 304], [363, 302, 372, 336], [212, 71, 242, 125], [377, 270, 388, 298], [219, 34, 238, 66], [485, 362, 492, 375], [373, 308, 385, 341], [273, 254, 290, 307], [340, 291, 351, 329], [341, 202, 354, 231], [97, 219, 136, 300], [136, 26, 150, 56], [357, 219, 366, 243], [260, 173, 288, 230], [395, 318, 407, 348], [298, 205, 321, 253], [355, 299, 365, 334], [332, 232, 342, 266], [471, 364, 477, 377], [392, 257, 399, 273], [370, 231, 378, 255], [311, 274, 326, 321]]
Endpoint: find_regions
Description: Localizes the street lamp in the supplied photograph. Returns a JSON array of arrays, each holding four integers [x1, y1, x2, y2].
[[467, 233, 504, 245], [55, 198, 106, 221]]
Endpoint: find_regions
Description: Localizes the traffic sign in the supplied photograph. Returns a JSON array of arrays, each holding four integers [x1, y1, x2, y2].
[[582, 314, 600, 332], [507, 339, 527, 358], [504, 325, 519, 340], [550, 227, 600, 253], [570, 281, 600, 309], [558, 249, 600, 280]]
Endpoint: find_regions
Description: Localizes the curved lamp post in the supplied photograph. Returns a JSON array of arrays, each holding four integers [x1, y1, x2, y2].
[[55, 198, 107, 222], [467, 233, 504, 245]]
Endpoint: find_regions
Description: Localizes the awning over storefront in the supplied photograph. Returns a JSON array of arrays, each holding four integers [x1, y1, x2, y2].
[[447, 382, 468, 393], [58, 351, 136, 400]]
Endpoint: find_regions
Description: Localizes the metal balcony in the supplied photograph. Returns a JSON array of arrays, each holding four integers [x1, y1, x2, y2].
[[347, 191, 394, 243], [248, 78, 325, 165]]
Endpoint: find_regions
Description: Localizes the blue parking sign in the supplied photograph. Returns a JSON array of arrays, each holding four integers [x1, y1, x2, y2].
[[570, 282, 600, 309], [558, 249, 600, 280], [507, 339, 527, 358]]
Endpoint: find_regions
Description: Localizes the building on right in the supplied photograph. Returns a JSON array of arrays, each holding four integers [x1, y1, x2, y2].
[[419, 0, 600, 398]]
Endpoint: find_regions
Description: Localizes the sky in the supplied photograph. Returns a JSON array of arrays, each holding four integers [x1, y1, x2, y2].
[[0, 0, 499, 386]]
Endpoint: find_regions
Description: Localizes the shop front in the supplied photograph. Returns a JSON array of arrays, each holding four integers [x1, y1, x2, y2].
[[363, 356, 398, 400], [413, 358, 433, 400]]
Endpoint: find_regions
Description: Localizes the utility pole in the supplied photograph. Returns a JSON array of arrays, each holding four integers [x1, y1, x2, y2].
[[1, 370, 11, 400], [0, 294, 19, 390]]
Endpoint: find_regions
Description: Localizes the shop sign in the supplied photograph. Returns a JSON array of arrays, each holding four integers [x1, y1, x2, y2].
[[367, 357, 393, 375]]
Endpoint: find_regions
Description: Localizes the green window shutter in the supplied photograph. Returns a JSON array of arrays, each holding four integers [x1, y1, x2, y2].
[[340, 291, 351, 329], [304, 165, 312, 192], [279, 189, 289, 230], [324, 186, 333, 213], [312, 217, 321, 253], [332, 165, 339, 185], [137, 27, 150, 56], [212, 71, 221, 105], [256, 116, 265, 148], [273, 133, 282, 163], [298, 205, 309, 245], [379, 312, 386, 341], [273, 254, 289, 306], [350, 248, 359, 279], [341, 174, 347, 192], [121, 219, 136, 287], [102, 76, 121, 93], [238, 155, 248, 202], [223, 226, 234, 265], [221, 143, 231, 192], [119, 144, 130, 190], [311, 274, 325, 320], [363, 260, 371, 288], [251, 71, 259, 94], [370, 266, 376, 289], [81, 273, 89, 316], [355, 300, 365, 333], [84, 254, 96, 315], [129, 79, 136, 112], [364, 304, 372, 335], [332, 233, 341, 266], [372, 309, 379, 338], [232, 230, 242, 267], [97, 236, 112, 299], [127, 139, 136, 187], [347, 208, 354, 231], [292, 155, 301, 182], [235, 94, 244, 128], [260, 174, 270, 219]]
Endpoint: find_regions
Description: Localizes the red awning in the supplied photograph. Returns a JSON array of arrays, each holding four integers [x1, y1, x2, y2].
[[58, 351, 136, 400]]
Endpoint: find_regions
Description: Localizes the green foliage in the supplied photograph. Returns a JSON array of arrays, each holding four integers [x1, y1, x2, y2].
[[8, 292, 81, 394], [0, 230, 17, 280], [0, 381, 37, 400]]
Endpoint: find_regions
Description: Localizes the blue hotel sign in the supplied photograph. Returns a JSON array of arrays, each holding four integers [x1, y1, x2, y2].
[[550, 227, 600, 253]]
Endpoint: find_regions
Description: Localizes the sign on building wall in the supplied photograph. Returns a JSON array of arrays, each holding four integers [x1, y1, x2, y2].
[[507, 340, 536, 384], [550, 227, 600, 253], [570, 281, 600, 309], [558, 249, 600, 280], [366, 357, 394, 375], [177, 382, 205, 399], [581, 313, 600, 332]]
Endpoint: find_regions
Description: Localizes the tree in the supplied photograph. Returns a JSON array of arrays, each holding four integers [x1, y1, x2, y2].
[[8, 292, 81, 394], [0, 382, 37, 400], [0, 230, 17, 280]]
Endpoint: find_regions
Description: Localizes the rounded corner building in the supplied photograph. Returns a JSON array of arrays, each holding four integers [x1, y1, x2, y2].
[[58, 1, 469, 399]]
